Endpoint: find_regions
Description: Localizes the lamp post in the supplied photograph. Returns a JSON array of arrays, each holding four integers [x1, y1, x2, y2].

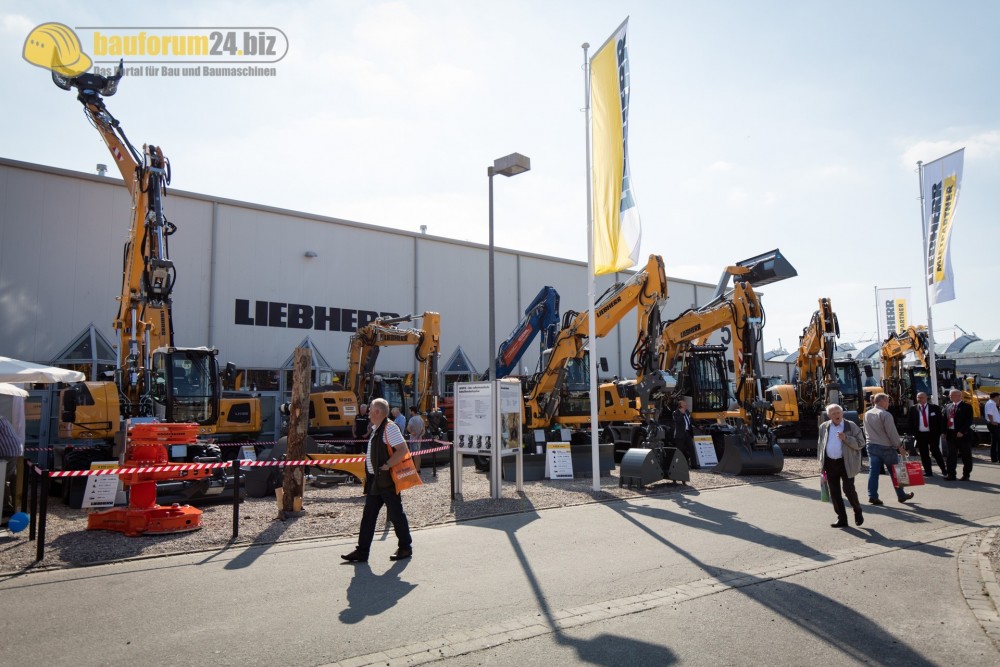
[[487, 153, 531, 381]]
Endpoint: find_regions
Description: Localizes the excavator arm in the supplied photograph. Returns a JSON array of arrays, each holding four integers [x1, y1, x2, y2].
[[794, 297, 840, 408], [491, 286, 560, 379], [659, 282, 764, 375], [524, 254, 667, 428], [345, 312, 441, 413], [54, 61, 181, 413], [53, 60, 222, 434], [880, 325, 929, 407]]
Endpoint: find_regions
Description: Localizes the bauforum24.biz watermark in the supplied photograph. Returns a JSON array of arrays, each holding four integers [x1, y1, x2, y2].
[[23, 23, 287, 78]]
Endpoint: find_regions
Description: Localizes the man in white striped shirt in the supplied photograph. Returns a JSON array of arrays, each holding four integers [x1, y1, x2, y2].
[[342, 398, 413, 563]]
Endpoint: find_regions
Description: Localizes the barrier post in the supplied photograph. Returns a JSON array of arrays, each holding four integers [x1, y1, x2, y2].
[[20, 457, 30, 513], [28, 463, 37, 541], [232, 459, 240, 539], [450, 444, 456, 501], [431, 440, 438, 478], [36, 469, 49, 562]]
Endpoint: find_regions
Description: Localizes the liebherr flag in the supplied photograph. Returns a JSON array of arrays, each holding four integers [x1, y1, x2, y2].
[[921, 148, 964, 305], [876, 287, 910, 337], [591, 18, 640, 275]]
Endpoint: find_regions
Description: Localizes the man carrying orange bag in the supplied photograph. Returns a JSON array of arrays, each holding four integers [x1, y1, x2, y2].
[[342, 398, 415, 563]]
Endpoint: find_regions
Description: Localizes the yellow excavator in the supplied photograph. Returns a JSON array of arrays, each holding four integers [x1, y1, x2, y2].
[[522, 254, 668, 435], [49, 61, 258, 502], [616, 250, 797, 481], [305, 312, 442, 484], [457, 256, 668, 476], [766, 298, 867, 449], [879, 325, 983, 430]]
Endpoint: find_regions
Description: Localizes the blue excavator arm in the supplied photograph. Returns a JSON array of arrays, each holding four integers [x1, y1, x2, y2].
[[492, 286, 560, 379]]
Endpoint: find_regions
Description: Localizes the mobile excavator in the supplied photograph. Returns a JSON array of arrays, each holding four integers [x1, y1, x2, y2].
[[766, 298, 867, 450], [462, 257, 668, 474], [614, 249, 797, 483], [470, 255, 671, 477], [522, 255, 668, 437], [290, 312, 442, 486], [50, 61, 258, 503], [879, 325, 983, 432]]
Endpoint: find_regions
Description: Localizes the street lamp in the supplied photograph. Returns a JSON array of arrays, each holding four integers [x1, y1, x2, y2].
[[487, 152, 531, 381]]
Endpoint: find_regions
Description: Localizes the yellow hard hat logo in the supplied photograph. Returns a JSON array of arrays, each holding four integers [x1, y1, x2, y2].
[[23, 22, 92, 77]]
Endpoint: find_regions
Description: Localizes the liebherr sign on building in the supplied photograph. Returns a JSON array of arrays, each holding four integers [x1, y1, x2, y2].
[[234, 299, 399, 332]]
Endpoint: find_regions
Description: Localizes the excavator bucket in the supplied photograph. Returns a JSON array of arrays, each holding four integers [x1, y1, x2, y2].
[[715, 248, 798, 298], [619, 446, 689, 488], [715, 432, 785, 475]]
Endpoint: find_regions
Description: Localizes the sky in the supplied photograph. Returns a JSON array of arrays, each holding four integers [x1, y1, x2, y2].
[[2, 0, 998, 356]]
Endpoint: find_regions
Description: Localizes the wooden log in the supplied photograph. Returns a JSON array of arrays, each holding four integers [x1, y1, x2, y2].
[[281, 347, 311, 513]]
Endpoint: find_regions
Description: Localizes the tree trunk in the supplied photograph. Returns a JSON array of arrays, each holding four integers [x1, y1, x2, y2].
[[281, 347, 311, 513]]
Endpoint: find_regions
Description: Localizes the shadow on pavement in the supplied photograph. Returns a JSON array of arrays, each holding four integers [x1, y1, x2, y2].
[[607, 503, 937, 666], [339, 560, 416, 623], [221, 516, 296, 570], [639, 494, 834, 562], [500, 504, 677, 665], [758, 478, 938, 525]]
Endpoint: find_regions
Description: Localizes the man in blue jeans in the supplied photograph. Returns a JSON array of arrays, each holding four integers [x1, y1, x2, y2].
[[863, 393, 914, 505]]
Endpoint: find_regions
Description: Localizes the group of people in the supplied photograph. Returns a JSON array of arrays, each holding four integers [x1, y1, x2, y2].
[[819, 389, 983, 529], [341, 400, 429, 563]]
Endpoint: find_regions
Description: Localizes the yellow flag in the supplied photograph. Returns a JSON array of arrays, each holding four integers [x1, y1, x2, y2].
[[591, 18, 640, 275]]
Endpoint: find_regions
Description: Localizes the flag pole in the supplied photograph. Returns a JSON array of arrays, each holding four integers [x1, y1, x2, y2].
[[917, 160, 940, 405], [582, 41, 600, 492], [873, 286, 881, 343]]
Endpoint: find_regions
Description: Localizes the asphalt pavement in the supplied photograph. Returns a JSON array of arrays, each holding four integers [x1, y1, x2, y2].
[[2, 462, 999, 666]]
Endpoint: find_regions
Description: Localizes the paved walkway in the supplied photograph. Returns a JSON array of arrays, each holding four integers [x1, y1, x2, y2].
[[2, 463, 999, 666]]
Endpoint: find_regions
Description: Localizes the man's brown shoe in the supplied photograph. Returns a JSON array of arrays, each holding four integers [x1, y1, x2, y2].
[[389, 547, 412, 561]]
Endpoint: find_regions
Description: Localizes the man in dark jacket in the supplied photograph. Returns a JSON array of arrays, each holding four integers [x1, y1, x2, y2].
[[672, 399, 697, 469], [352, 403, 370, 454], [907, 391, 945, 477], [944, 389, 975, 481]]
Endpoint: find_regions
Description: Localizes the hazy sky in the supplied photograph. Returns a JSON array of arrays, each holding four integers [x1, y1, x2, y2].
[[3, 1, 997, 355]]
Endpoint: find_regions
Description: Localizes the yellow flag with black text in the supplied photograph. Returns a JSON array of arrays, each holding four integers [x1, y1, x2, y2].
[[591, 18, 640, 275]]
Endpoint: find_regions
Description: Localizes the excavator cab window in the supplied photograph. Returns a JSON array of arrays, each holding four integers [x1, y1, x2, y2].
[[377, 378, 407, 415], [687, 347, 730, 413], [155, 350, 219, 425], [908, 368, 930, 399], [564, 357, 590, 392]]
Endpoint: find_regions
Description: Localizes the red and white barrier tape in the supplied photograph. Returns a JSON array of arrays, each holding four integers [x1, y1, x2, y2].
[[48, 462, 232, 477], [26, 442, 454, 476]]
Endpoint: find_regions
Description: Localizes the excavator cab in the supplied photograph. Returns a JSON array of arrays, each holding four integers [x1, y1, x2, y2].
[[151, 347, 220, 426]]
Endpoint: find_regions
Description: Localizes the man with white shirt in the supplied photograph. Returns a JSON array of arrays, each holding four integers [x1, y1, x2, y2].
[[907, 392, 945, 476], [985, 392, 1000, 463], [818, 404, 866, 528]]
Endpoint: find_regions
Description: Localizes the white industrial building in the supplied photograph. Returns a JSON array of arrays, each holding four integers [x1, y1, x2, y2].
[[1, 157, 729, 445]]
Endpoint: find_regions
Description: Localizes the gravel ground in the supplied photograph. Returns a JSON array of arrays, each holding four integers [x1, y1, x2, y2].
[[2, 450, 997, 578], [0, 456, 821, 574]]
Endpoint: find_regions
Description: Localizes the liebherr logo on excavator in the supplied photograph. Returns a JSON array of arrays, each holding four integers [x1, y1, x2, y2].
[[680, 323, 701, 338], [596, 296, 622, 318]]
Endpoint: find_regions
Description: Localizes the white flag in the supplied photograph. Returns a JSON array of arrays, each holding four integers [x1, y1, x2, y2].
[[921, 149, 964, 305], [876, 287, 911, 338]]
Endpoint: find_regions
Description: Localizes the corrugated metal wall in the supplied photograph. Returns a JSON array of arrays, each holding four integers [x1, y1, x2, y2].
[[0, 158, 720, 380]]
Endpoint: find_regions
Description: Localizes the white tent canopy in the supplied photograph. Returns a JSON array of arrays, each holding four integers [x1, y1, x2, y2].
[[0, 383, 29, 397], [0, 357, 85, 384]]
